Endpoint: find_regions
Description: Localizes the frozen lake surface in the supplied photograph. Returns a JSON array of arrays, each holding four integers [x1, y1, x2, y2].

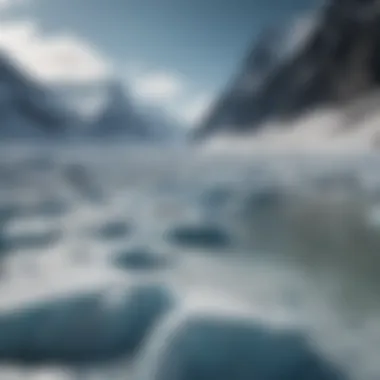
[[0, 142, 379, 379]]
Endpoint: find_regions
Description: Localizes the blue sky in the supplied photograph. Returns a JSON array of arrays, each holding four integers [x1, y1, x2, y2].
[[0, 0, 318, 123]]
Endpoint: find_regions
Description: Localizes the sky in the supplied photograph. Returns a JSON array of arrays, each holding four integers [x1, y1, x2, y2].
[[0, 0, 319, 124]]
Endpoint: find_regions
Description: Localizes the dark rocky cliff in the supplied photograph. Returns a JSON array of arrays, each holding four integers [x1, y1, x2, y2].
[[195, 0, 380, 139]]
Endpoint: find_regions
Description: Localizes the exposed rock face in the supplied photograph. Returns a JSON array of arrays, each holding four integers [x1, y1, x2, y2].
[[196, 0, 380, 139]]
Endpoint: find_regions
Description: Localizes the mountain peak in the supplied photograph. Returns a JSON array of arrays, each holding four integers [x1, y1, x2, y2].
[[195, 0, 380, 140]]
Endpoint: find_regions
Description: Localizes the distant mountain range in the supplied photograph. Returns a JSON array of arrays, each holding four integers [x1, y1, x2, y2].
[[195, 0, 380, 141], [0, 51, 183, 142], [87, 80, 183, 142]]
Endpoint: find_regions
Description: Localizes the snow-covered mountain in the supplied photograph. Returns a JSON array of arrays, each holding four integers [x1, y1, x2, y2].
[[88, 80, 148, 140], [85, 80, 184, 143], [0, 51, 71, 139], [0, 51, 183, 143], [134, 102, 187, 143], [195, 0, 380, 140]]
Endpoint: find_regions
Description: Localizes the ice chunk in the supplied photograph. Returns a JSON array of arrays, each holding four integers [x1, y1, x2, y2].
[[0, 282, 176, 364], [135, 295, 344, 380]]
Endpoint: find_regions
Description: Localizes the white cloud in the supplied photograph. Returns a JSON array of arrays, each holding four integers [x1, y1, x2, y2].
[[131, 71, 184, 102], [124, 63, 213, 125], [0, 18, 213, 127], [0, 20, 112, 83], [0, 0, 28, 10]]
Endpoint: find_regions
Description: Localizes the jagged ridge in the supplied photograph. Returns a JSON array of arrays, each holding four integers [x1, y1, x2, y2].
[[196, 0, 380, 139]]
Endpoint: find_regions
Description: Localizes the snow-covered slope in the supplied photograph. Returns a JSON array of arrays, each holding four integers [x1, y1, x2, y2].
[[0, 51, 183, 143], [0, 51, 71, 139], [86, 80, 184, 143], [196, 0, 380, 141], [88, 80, 148, 140]]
